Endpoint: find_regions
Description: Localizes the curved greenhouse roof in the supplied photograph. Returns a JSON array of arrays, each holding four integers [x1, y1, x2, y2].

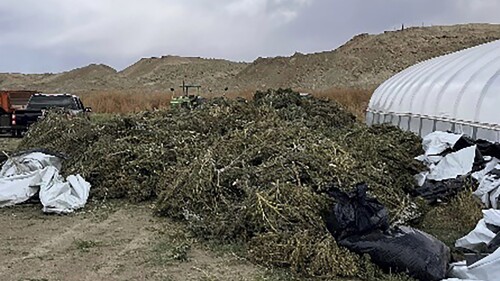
[[366, 39, 500, 142]]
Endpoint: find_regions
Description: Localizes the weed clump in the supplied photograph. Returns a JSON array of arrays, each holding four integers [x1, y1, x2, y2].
[[19, 88, 423, 279]]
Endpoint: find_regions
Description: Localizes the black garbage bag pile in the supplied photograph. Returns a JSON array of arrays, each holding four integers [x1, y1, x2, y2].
[[328, 183, 451, 281], [18, 89, 425, 279], [325, 183, 389, 240]]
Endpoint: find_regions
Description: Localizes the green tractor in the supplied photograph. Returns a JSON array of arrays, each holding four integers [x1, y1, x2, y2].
[[170, 81, 205, 109]]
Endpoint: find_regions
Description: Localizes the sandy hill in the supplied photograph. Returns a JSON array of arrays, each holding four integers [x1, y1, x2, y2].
[[231, 24, 500, 90], [1, 23, 499, 93], [0, 73, 49, 91], [36, 64, 119, 92], [119, 56, 248, 92], [121, 56, 219, 77], [0, 64, 118, 93]]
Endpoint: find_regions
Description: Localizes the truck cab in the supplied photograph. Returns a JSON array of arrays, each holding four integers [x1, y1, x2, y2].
[[26, 93, 89, 114], [11, 93, 91, 137]]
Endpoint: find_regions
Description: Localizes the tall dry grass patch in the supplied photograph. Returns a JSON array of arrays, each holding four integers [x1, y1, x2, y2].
[[78, 88, 373, 119], [80, 90, 172, 114], [312, 88, 374, 120]]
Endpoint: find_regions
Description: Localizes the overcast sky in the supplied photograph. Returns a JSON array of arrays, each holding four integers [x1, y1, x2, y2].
[[1, 0, 499, 73]]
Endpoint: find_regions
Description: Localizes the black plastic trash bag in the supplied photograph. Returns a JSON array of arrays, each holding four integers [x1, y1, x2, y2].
[[411, 177, 467, 204], [339, 226, 450, 281], [325, 183, 389, 240]]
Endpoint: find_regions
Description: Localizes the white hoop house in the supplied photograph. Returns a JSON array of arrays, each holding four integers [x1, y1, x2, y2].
[[366, 40, 500, 142]]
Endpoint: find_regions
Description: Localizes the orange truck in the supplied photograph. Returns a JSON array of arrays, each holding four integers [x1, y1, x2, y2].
[[0, 90, 37, 136]]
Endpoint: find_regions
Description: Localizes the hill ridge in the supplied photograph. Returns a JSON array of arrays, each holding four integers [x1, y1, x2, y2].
[[1, 23, 500, 93]]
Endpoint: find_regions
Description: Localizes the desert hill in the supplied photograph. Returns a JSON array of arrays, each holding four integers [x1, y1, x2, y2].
[[1, 23, 499, 94]]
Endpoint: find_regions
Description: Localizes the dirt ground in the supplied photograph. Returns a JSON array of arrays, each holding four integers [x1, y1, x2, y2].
[[0, 137, 311, 281], [0, 202, 283, 281]]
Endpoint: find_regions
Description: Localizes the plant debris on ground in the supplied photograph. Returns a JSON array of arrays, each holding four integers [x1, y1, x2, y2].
[[19, 89, 425, 280]]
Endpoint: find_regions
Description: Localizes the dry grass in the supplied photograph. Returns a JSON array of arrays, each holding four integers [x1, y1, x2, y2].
[[78, 88, 373, 119], [80, 90, 172, 114], [312, 88, 373, 120]]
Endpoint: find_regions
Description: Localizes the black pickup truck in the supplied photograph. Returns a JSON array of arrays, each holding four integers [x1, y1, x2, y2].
[[12, 93, 91, 136]]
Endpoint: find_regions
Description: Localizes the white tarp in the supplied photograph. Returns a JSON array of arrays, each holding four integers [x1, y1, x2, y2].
[[456, 209, 500, 251], [450, 209, 500, 280], [449, 248, 500, 280], [38, 167, 90, 214], [0, 152, 62, 207], [472, 158, 500, 181], [0, 152, 90, 214], [415, 132, 476, 184], [426, 146, 477, 182], [422, 131, 463, 156], [416, 132, 462, 167], [0, 172, 41, 207], [474, 172, 500, 209], [455, 219, 497, 251]]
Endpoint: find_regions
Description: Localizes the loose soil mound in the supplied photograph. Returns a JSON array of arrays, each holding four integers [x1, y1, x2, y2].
[[19, 89, 423, 279]]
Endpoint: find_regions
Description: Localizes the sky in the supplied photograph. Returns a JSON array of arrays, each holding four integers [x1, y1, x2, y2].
[[0, 0, 499, 73]]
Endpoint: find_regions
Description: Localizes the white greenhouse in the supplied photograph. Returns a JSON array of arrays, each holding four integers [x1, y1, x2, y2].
[[366, 39, 500, 142]]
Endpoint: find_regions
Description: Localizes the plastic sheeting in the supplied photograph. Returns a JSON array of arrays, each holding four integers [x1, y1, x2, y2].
[[474, 170, 500, 209], [339, 226, 450, 281], [449, 248, 500, 280], [428, 146, 476, 181], [37, 167, 91, 214], [456, 210, 500, 251], [417, 133, 500, 280], [415, 132, 500, 207], [455, 219, 498, 252], [417, 145, 477, 184], [0, 152, 90, 214], [422, 131, 463, 156], [415, 132, 475, 186], [472, 158, 500, 181], [0, 152, 62, 207], [451, 209, 500, 281]]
